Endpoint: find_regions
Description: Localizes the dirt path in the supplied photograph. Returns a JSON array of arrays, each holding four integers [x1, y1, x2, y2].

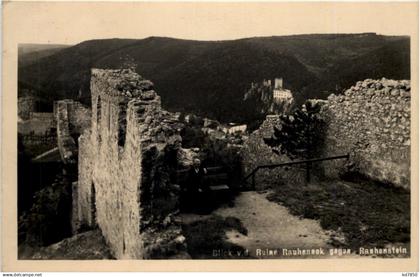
[[180, 191, 354, 259], [216, 191, 332, 258]]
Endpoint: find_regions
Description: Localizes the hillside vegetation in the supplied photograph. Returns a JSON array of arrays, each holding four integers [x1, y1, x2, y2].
[[18, 44, 70, 67], [18, 33, 410, 123]]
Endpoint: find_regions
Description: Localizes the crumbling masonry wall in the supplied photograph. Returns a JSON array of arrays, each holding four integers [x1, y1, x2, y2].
[[77, 69, 185, 259], [322, 79, 410, 189], [242, 79, 411, 190], [54, 100, 91, 134], [55, 99, 92, 233], [56, 101, 78, 165], [56, 99, 91, 164], [241, 115, 305, 190], [18, 96, 37, 120]]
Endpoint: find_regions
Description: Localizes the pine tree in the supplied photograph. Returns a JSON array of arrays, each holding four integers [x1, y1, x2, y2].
[[264, 100, 325, 160]]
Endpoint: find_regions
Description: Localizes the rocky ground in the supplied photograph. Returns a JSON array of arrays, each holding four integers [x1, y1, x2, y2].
[[19, 229, 114, 260]]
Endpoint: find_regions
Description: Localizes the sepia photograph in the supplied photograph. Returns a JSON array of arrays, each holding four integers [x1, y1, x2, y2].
[[2, 0, 419, 272]]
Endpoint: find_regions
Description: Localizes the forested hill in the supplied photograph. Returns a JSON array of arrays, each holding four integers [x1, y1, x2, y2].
[[18, 44, 70, 67], [18, 33, 410, 123]]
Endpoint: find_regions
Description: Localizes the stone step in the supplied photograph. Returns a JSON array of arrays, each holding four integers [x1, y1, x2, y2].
[[209, 184, 230, 191], [205, 166, 225, 174], [204, 173, 228, 181]]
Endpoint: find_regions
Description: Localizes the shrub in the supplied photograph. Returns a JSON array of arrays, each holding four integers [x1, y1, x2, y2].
[[200, 137, 243, 188], [18, 176, 72, 246], [264, 100, 326, 160], [180, 125, 206, 148]]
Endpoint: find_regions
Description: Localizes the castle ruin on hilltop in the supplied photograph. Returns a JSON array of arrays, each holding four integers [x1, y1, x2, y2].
[[272, 78, 293, 102], [244, 77, 294, 114]]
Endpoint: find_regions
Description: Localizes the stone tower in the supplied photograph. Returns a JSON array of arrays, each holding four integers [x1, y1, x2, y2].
[[274, 78, 283, 89]]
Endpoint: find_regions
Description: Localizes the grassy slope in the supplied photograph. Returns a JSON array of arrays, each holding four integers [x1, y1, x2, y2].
[[266, 173, 410, 250]]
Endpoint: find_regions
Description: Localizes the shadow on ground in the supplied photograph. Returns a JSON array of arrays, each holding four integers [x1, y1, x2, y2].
[[181, 214, 250, 259], [266, 173, 410, 250]]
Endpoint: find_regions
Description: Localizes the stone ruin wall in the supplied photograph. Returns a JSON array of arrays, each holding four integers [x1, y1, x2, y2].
[[54, 100, 91, 134], [56, 101, 78, 164], [77, 69, 186, 259], [18, 99, 56, 136], [53, 99, 92, 233], [55, 99, 91, 165], [242, 79, 411, 190], [241, 115, 306, 190], [28, 112, 55, 122], [241, 115, 283, 176], [322, 79, 410, 189], [18, 96, 37, 120]]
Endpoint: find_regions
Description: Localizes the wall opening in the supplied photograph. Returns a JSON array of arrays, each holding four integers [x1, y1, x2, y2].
[[118, 103, 127, 147], [107, 101, 111, 131], [97, 96, 102, 143], [91, 182, 97, 227], [123, 237, 126, 254]]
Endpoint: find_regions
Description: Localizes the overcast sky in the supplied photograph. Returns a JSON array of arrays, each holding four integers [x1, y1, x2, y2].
[[6, 1, 418, 45]]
